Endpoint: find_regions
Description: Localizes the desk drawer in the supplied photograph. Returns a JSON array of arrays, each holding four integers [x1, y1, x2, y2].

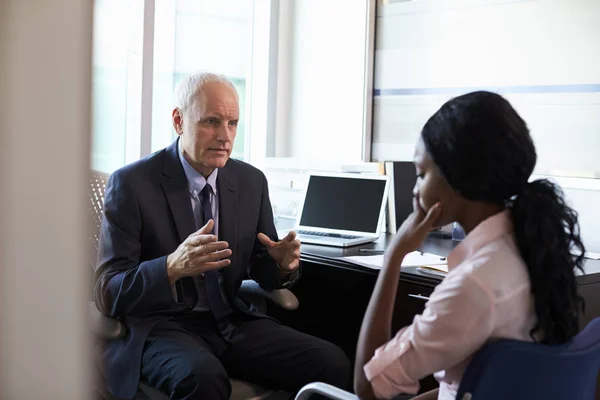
[[392, 281, 438, 393], [392, 281, 435, 334]]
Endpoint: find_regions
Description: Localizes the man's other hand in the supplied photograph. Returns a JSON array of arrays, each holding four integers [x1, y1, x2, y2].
[[257, 231, 301, 273]]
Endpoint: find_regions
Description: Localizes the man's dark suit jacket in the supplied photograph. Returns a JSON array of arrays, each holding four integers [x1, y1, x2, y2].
[[94, 139, 298, 399]]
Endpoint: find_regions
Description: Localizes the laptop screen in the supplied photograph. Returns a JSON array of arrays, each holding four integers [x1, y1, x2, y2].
[[299, 175, 387, 233]]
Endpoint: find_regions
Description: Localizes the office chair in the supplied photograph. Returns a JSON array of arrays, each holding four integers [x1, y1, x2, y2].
[[455, 317, 600, 400], [89, 170, 299, 400], [294, 318, 600, 400]]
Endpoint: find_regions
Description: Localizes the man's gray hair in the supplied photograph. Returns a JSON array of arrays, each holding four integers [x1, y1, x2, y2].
[[173, 71, 238, 118]]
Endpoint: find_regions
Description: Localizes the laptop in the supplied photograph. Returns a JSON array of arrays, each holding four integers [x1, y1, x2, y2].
[[292, 172, 390, 247]]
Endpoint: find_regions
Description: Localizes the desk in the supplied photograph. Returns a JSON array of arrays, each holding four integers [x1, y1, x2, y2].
[[270, 233, 600, 396], [300, 234, 457, 287]]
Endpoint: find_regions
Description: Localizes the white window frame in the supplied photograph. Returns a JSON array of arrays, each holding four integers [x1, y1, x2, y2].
[[246, 0, 277, 163]]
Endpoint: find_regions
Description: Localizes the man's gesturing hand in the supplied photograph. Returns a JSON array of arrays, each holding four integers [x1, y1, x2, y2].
[[166, 220, 232, 285], [257, 231, 301, 273]]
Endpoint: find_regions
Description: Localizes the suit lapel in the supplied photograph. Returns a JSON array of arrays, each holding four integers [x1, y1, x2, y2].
[[161, 140, 196, 242], [217, 162, 238, 296], [161, 140, 197, 307]]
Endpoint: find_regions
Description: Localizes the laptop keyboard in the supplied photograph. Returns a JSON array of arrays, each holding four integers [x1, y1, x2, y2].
[[298, 230, 360, 240]]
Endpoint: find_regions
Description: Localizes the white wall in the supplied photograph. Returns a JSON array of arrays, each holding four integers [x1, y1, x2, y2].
[[373, 0, 600, 173], [280, 0, 373, 161], [372, 0, 600, 252], [567, 190, 600, 253], [0, 0, 92, 398], [546, 178, 600, 253], [376, 0, 600, 89]]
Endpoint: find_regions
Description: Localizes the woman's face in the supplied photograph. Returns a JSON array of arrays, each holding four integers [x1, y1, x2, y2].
[[413, 137, 462, 227]]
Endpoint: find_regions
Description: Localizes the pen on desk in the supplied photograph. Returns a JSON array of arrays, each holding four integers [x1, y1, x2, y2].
[[359, 249, 447, 260], [358, 249, 385, 255], [417, 267, 447, 277], [418, 251, 447, 261]]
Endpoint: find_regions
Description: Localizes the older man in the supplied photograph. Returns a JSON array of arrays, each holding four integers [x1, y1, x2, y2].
[[95, 72, 350, 400]]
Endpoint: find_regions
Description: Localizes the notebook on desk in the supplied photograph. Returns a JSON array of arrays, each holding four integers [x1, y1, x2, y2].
[[293, 172, 390, 247], [341, 251, 448, 271]]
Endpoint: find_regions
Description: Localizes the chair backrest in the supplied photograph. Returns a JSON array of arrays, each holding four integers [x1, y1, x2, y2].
[[89, 170, 110, 270], [456, 318, 600, 400]]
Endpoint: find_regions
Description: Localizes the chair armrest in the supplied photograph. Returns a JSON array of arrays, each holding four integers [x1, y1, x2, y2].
[[89, 281, 298, 340], [239, 280, 299, 311], [295, 382, 358, 400], [88, 301, 126, 340]]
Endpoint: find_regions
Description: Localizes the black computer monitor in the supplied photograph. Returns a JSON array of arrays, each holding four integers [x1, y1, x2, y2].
[[385, 161, 416, 232]]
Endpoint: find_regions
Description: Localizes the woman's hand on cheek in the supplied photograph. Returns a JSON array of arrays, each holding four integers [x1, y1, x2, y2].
[[386, 200, 442, 260]]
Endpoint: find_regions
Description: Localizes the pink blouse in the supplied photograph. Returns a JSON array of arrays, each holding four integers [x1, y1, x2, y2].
[[364, 211, 537, 399]]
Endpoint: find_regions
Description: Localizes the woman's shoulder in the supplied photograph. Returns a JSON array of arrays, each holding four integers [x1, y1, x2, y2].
[[453, 232, 531, 301]]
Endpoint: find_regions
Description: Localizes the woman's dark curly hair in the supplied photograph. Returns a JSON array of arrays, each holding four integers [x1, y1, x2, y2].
[[421, 90, 585, 345]]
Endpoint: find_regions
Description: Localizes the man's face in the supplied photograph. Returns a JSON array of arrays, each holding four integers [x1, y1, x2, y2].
[[413, 137, 461, 227], [172, 82, 239, 175]]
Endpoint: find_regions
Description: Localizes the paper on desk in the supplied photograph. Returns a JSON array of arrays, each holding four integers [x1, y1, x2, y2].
[[572, 250, 600, 260], [585, 252, 600, 260], [341, 251, 448, 270]]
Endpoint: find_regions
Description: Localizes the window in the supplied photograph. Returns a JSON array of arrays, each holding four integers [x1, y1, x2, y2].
[[92, 0, 268, 173], [151, 0, 254, 160], [91, 0, 144, 173]]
